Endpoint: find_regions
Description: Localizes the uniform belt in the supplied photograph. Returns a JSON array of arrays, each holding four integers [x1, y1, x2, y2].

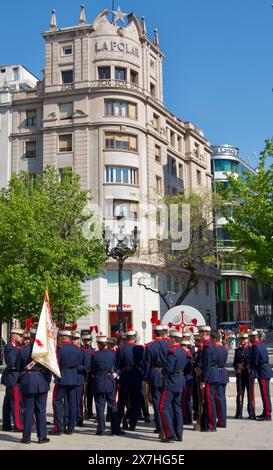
[[6, 367, 16, 371], [95, 370, 112, 377], [151, 363, 163, 368], [168, 370, 184, 377]]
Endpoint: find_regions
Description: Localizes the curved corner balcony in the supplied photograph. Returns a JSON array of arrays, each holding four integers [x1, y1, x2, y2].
[[90, 79, 146, 97]]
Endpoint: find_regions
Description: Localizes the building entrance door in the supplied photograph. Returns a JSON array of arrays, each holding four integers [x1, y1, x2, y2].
[[108, 311, 132, 337]]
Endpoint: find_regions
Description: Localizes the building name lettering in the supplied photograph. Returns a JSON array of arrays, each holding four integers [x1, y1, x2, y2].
[[213, 147, 239, 157], [95, 41, 139, 57]]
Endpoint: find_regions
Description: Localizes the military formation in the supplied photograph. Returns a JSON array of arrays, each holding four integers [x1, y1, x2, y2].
[[1, 322, 272, 444]]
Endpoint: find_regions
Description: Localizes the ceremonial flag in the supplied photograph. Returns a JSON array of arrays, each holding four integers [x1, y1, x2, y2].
[[32, 289, 61, 378]]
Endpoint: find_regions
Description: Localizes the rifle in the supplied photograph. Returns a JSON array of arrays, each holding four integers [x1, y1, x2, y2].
[[194, 370, 204, 431]]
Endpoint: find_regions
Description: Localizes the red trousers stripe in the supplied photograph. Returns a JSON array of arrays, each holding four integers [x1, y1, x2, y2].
[[214, 391, 222, 426], [13, 385, 22, 430], [260, 379, 271, 417], [159, 390, 170, 438], [206, 384, 214, 430]]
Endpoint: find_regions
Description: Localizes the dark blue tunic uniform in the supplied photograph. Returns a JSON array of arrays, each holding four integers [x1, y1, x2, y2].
[[159, 344, 187, 440], [250, 340, 272, 418], [181, 348, 193, 424], [116, 341, 144, 430], [233, 344, 254, 418], [15, 342, 52, 442], [85, 345, 95, 418], [200, 339, 219, 431], [90, 348, 121, 434], [214, 343, 229, 427], [142, 337, 169, 431], [53, 341, 87, 433], [1, 340, 23, 431]]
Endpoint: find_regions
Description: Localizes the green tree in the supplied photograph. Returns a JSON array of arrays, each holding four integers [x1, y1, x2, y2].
[[224, 139, 273, 284], [0, 167, 106, 326], [138, 189, 220, 309]]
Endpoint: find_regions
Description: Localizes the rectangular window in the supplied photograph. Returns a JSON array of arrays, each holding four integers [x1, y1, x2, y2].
[[105, 167, 138, 185], [168, 156, 176, 176], [170, 130, 175, 148], [150, 82, 156, 97], [62, 45, 73, 56], [62, 70, 73, 84], [13, 67, 19, 81], [26, 110, 37, 127], [155, 145, 161, 163], [156, 176, 162, 193], [130, 70, 139, 84], [194, 142, 200, 158], [205, 281, 210, 296], [197, 169, 201, 186], [105, 133, 137, 152], [25, 141, 36, 158], [98, 67, 111, 80], [153, 114, 160, 130], [179, 163, 183, 180], [106, 270, 132, 287], [59, 134, 72, 152], [59, 103, 73, 120], [151, 273, 157, 289], [113, 200, 139, 220], [104, 100, 137, 119], [115, 67, 126, 81], [178, 136, 182, 152]]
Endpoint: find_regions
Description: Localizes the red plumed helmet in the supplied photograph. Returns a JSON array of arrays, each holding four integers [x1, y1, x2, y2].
[[239, 324, 249, 331], [65, 326, 71, 331], [150, 317, 156, 325], [71, 322, 77, 331], [156, 320, 161, 326], [25, 317, 35, 329], [114, 331, 120, 339], [55, 322, 60, 328], [168, 322, 173, 328]]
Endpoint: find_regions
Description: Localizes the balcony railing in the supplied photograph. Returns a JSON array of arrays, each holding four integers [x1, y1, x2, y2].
[[92, 79, 143, 95]]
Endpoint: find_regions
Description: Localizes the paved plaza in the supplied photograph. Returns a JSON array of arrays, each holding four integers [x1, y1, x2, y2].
[[0, 391, 272, 451]]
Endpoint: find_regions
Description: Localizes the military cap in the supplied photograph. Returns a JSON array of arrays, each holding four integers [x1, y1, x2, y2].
[[82, 334, 91, 341], [11, 328, 24, 335], [249, 330, 258, 336], [198, 325, 211, 332]]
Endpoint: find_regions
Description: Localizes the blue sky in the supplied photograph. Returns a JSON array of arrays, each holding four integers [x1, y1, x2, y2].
[[1, 0, 273, 166]]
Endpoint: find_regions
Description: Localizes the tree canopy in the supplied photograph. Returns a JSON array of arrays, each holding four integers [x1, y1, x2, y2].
[[223, 139, 273, 284], [0, 167, 106, 325]]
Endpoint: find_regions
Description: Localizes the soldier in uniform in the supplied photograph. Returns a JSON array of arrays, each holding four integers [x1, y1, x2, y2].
[[1, 328, 24, 432], [15, 328, 51, 444], [159, 327, 187, 443], [71, 332, 85, 427], [211, 332, 229, 428], [249, 330, 272, 421], [49, 329, 88, 435], [142, 322, 169, 434], [116, 328, 144, 431], [199, 325, 219, 432], [181, 339, 193, 425], [82, 333, 95, 419], [192, 335, 202, 422], [90, 332, 124, 435], [233, 332, 254, 419], [107, 337, 117, 352]]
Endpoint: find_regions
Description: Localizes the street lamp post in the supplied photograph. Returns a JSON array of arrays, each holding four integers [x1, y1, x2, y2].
[[104, 219, 139, 332]]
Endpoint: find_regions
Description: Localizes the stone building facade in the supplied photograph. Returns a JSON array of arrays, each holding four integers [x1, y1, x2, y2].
[[8, 8, 218, 340]]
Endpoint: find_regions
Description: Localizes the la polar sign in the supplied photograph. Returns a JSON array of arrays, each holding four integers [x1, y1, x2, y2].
[[95, 40, 139, 57]]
